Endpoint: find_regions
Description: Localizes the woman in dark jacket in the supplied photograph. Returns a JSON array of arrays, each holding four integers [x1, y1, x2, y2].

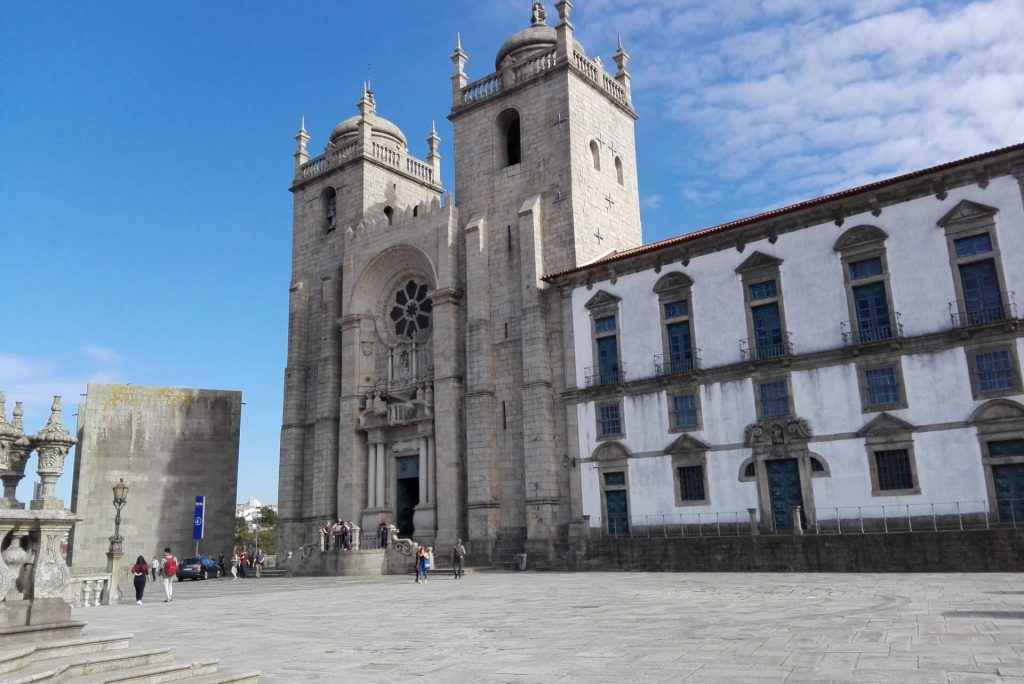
[[131, 555, 149, 604]]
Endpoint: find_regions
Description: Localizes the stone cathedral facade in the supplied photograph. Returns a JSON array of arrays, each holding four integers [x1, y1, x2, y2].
[[278, 1, 1024, 570], [277, 2, 637, 562]]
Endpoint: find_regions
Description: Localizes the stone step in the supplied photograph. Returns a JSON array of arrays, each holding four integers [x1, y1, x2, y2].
[[2, 647, 175, 683], [0, 634, 132, 673], [71, 658, 221, 684], [0, 623, 86, 648], [181, 671, 261, 684]]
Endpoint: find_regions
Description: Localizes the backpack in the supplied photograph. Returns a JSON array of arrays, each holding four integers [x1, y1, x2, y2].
[[164, 556, 178, 576]]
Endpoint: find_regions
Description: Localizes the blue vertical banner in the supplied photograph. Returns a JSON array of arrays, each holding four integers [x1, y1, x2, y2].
[[192, 496, 205, 541]]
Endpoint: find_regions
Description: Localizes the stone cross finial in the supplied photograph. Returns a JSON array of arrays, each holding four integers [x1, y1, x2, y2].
[[614, 35, 630, 74], [30, 395, 77, 511], [531, 2, 547, 27]]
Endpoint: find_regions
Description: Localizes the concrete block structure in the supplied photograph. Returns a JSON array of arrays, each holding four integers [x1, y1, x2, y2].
[[69, 384, 241, 571], [278, 1, 1024, 569]]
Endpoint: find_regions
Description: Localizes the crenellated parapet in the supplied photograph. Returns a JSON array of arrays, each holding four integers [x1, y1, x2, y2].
[[343, 194, 454, 240], [0, 392, 81, 626]]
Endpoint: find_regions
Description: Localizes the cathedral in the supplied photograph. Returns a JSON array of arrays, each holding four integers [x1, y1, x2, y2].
[[278, 1, 1024, 569]]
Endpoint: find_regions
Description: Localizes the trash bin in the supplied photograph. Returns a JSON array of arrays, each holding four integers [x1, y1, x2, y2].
[[514, 553, 527, 571]]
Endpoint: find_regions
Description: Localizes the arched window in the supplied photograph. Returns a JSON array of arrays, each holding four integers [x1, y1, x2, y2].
[[497, 109, 521, 167], [590, 140, 601, 171], [322, 187, 337, 232], [615, 156, 624, 185], [384, 206, 394, 225]]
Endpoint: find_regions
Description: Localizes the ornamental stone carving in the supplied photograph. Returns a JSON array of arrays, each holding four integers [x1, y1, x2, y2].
[[744, 417, 812, 447]]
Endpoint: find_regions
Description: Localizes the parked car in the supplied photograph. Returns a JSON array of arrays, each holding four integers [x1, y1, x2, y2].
[[176, 555, 223, 581]]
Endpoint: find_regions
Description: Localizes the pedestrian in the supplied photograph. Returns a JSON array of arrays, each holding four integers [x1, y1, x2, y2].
[[341, 521, 352, 551], [239, 550, 249, 578], [414, 546, 428, 583], [160, 547, 178, 603], [320, 520, 331, 551], [230, 552, 239, 580], [451, 539, 467, 579], [218, 553, 225, 574], [254, 550, 265, 578], [378, 520, 389, 549], [332, 520, 344, 550], [131, 555, 149, 604], [150, 556, 159, 582]]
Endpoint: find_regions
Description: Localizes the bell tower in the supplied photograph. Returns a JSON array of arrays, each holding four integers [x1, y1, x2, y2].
[[448, 1, 642, 559]]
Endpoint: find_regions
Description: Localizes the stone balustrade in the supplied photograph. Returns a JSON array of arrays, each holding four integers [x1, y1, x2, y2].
[[0, 393, 81, 626], [298, 140, 436, 187], [66, 573, 111, 607], [454, 48, 631, 112]]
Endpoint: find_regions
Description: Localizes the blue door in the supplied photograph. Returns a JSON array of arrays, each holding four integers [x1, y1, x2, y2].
[[605, 490, 629, 537], [852, 282, 891, 341], [960, 259, 1003, 324], [766, 459, 803, 532], [597, 336, 619, 383], [666, 321, 692, 372], [752, 304, 783, 358], [993, 462, 1024, 523]]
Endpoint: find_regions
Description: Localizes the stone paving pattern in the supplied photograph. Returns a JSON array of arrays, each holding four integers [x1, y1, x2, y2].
[[84, 572, 1024, 682]]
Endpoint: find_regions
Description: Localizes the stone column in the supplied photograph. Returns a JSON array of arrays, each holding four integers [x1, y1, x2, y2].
[[426, 436, 435, 505], [747, 508, 759, 535], [105, 549, 125, 605], [366, 441, 376, 508], [375, 443, 385, 508], [418, 437, 428, 504], [791, 506, 804, 536]]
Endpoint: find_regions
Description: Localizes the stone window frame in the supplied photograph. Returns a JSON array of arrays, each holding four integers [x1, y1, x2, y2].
[[969, 399, 1024, 521], [321, 186, 337, 233], [738, 457, 757, 482], [856, 358, 909, 412], [590, 139, 601, 171], [665, 434, 711, 507], [614, 156, 624, 185], [965, 342, 1022, 400], [857, 412, 921, 497], [666, 386, 702, 433], [595, 399, 625, 440], [593, 441, 631, 532], [937, 200, 1009, 323], [833, 225, 898, 343], [496, 107, 522, 168], [735, 252, 789, 359], [653, 272, 697, 375], [754, 373, 794, 420], [585, 290, 623, 384]]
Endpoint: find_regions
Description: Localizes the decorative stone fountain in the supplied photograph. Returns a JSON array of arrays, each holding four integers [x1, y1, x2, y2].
[[0, 392, 80, 627]]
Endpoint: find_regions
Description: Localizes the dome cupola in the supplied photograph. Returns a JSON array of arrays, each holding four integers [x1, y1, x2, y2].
[[328, 86, 408, 149], [495, 2, 583, 70]]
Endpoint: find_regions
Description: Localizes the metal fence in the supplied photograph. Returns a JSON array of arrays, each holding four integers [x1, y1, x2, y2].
[[586, 499, 1024, 539]]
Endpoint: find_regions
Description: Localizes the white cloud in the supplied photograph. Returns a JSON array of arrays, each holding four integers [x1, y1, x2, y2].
[[82, 344, 123, 365], [642, 193, 664, 210], [577, 0, 1024, 214]]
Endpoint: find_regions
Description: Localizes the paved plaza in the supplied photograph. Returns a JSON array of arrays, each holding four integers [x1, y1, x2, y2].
[[81, 571, 1024, 683]]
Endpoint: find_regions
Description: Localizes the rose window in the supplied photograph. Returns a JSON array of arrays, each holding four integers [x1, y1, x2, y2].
[[390, 280, 432, 339]]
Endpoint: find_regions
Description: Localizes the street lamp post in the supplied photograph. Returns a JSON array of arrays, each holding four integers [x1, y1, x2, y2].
[[108, 478, 129, 554], [105, 478, 129, 604]]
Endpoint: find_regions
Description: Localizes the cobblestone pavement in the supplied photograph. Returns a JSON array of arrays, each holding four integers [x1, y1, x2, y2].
[[82, 572, 1024, 683]]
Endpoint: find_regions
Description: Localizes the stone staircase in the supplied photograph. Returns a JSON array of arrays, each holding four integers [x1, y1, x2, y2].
[[489, 527, 527, 569], [0, 621, 259, 684]]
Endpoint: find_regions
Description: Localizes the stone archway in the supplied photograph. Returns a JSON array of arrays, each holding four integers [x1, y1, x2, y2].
[[744, 416, 815, 532]]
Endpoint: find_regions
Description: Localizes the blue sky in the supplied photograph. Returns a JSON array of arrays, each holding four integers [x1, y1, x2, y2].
[[2, 1, 1021, 506]]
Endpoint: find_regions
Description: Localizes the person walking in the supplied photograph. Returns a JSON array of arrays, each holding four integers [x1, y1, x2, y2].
[[254, 550, 265, 578], [451, 539, 467, 579], [239, 550, 249, 579], [414, 546, 428, 584], [377, 521, 389, 549], [230, 552, 239, 580], [160, 547, 177, 603], [150, 556, 159, 582], [332, 520, 344, 551], [131, 555, 149, 604]]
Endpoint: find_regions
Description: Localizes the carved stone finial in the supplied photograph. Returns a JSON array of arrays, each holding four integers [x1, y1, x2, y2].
[[30, 395, 77, 511], [531, 2, 547, 26]]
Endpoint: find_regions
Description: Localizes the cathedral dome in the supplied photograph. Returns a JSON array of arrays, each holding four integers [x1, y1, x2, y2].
[[494, 4, 584, 69], [329, 113, 407, 149]]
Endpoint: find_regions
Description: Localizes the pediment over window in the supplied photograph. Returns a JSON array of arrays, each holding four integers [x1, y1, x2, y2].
[[592, 440, 631, 462], [833, 224, 888, 252], [584, 290, 621, 311], [664, 433, 709, 455], [937, 200, 998, 228], [653, 271, 693, 295], [735, 251, 783, 274], [744, 417, 812, 446], [969, 398, 1024, 426], [856, 412, 916, 437]]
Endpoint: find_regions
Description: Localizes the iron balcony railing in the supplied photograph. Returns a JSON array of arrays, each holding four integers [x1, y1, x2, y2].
[[586, 498, 1020, 539], [739, 333, 794, 362], [949, 291, 1017, 328], [584, 363, 627, 387], [654, 350, 702, 376], [841, 312, 904, 346]]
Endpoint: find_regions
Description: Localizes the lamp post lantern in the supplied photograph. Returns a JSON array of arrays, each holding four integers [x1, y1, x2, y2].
[[109, 478, 129, 554]]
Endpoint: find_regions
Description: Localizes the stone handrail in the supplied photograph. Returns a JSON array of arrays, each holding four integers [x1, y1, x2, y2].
[[372, 142, 402, 168], [386, 525, 417, 556], [298, 142, 437, 188], [602, 73, 627, 104], [461, 73, 503, 105], [330, 140, 359, 163], [511, 49, 558, 85], [301, 154, 328, 178], [573, 50, 599, 82], [406, 157, 433, 182], [67, 573, 111, 607]]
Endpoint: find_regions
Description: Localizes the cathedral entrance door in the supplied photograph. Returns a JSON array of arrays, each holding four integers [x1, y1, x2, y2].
[[395, 455, 420, 538], [766, 459, 803, 532]]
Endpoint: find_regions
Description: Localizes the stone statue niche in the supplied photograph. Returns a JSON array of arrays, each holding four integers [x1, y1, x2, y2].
[[0, 393, 80, 627]]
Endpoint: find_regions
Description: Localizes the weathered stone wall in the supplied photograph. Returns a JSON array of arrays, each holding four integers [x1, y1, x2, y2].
[[550, 529, 1024, 572], [68, 383, 241, 571]]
